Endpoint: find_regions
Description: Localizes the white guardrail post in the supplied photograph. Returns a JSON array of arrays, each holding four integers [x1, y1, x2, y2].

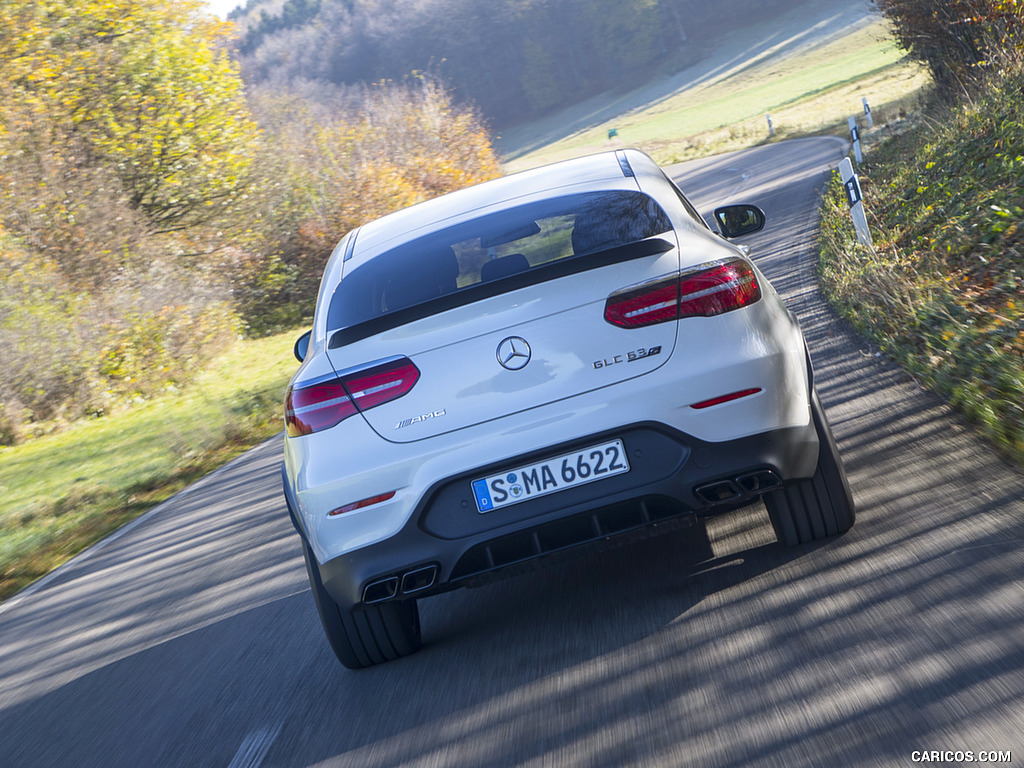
[[862, 97, 873, 130], [839, 157, 873, 248], [848, 116, 863, 164]]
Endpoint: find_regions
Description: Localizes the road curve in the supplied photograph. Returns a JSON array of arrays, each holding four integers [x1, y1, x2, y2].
[[2, 137, 1024, 768]]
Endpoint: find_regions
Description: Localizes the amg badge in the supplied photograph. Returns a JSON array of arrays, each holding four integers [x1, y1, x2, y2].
[[395, 409, 446, 430]]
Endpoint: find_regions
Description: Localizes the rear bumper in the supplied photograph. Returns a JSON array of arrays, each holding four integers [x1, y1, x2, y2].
[[288, 418, 818, 610]]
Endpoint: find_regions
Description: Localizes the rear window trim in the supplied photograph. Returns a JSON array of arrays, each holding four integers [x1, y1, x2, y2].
[[328, 236, 675, 348]]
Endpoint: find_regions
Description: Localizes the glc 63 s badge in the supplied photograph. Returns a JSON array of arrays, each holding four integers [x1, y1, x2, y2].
[[593, 345, 662, 369]]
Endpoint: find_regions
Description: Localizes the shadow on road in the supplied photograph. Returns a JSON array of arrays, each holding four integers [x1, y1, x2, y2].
[[4, 137, 1024, 768]]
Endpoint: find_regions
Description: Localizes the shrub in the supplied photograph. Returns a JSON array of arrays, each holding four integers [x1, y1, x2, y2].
[[873, 0, 1024, 99], [0, 239, 98, 434], [239, 77, 502, 331], [0, 229, 239, 443], [819, 64, 1024, 464]]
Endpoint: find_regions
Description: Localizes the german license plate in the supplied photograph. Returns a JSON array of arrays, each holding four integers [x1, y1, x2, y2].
[[471, 439, 629, 513]]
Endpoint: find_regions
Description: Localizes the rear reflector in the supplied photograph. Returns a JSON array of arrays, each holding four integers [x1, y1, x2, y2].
[[285, 358, 420, 437], [689, 388, 763, 410], [605, 258, 761, 328], [329, 491, 397, 516]]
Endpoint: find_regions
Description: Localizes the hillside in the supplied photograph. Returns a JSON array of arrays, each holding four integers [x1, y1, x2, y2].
[[499, 0, 896, 169], [229, 0, 819, 128]]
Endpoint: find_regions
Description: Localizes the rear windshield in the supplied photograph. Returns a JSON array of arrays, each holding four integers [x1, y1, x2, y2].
[[327, 190, 672, 339]]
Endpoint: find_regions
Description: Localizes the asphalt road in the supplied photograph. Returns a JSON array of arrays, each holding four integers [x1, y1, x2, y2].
[[3, 137, 1024, 768]]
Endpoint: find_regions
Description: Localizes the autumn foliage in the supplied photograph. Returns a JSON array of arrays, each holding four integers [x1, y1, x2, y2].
[[0, 1, 502, 443], [240, 78, 502, 334], [873, 0, 1024, 97], [0, 0, 257, 441], [0, 0, 260, 232]]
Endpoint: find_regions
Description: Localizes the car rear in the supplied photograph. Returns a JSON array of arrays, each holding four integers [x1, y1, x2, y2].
[[281, 149, 848, 668], [286, 150, 812, 597]]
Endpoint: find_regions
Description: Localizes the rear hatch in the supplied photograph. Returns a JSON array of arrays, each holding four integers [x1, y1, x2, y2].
[[324, 190, 681, 443]]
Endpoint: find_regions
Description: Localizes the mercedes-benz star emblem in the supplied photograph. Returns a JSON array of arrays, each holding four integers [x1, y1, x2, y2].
[[496, 336, 531, 371]]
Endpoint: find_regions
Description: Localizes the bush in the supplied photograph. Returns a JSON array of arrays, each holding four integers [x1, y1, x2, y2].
[[0, 242, 97, 435], [238, 77, 502, 331], [819, 65, 1024, 464], [873, 0, 1024, 99], [0, 230, 239, 443]]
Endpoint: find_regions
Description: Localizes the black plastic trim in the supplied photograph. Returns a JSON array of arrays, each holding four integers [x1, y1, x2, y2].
[[615, 150, 636, 178]]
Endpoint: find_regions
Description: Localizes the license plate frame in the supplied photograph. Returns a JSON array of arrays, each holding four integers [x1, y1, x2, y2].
[[471, 439, 630, 514]]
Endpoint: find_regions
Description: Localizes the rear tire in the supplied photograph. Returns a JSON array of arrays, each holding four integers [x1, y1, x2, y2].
[[302, 541, 421, 669], [764, 390, 855, 546]]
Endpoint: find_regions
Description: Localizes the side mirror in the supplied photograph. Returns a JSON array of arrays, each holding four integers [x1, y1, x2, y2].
[[293, 330, 312, 362], [713, 204, 766, 239]]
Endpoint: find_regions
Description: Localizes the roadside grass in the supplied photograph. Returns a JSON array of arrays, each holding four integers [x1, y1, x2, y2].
[[503, 17, 931, 172], [819, 68, 1024, 466], [0, 329, 299, 601]]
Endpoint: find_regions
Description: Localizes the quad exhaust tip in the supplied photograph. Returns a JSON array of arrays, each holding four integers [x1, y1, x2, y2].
[[695, 480, 742, 505], [363, 577, 399, 605], [736, 469, 782, 494], [401, 565, 438, 595], [363, 564, 439, 604], [694, 470, 781, 506]]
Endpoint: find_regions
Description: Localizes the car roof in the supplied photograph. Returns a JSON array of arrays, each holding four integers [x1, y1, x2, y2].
[[350, 149, 659, 260]]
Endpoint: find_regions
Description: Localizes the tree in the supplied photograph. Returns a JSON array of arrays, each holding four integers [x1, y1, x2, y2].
[[242, 77, 502, 330], [235, 0, 805, 126], [0, 0, 260, 233], [873, 0, 1024, 97], [0, 0, 251, 431]]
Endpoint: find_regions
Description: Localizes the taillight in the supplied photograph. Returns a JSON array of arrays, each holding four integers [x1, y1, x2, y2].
[[343, 360, 420, 411], [285, 380, 356, 437], [603, 277, 678, 328], [604, 258, 761, 328], [678, 261, 761, 317], [285, 358, 420, 437]]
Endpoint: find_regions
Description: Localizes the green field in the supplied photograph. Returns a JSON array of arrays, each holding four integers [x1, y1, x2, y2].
[[0, 330, 299, 599], [502, 16, 929, 171]]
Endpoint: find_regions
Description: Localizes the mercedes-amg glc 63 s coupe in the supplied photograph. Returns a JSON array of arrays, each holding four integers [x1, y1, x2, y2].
[[282, 148, 855, 668]]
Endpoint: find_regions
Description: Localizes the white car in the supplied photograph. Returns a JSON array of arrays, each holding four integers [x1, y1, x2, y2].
[[282, 148, 854, 668]]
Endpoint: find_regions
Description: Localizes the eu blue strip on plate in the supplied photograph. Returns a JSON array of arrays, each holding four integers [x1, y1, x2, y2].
[[472, 479, 493, 511]]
